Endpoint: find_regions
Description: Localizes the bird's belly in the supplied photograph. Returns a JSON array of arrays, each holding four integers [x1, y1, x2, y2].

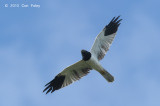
[[86, 56, 103, 71]]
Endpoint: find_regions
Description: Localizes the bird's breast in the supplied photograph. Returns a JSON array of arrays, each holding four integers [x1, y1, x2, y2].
[[86, 55, 103, 71]]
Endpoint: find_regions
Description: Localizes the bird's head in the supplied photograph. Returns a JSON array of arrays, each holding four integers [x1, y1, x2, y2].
[[81, 49, 91, 61]]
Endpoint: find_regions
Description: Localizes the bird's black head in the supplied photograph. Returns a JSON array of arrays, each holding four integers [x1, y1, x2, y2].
[[81, 50, 91, 61]]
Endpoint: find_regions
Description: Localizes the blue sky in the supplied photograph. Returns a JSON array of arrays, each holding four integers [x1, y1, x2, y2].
[[0, 0, 160, 106]]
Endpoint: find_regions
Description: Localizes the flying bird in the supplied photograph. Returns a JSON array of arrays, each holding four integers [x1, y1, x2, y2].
[[43, 16, 122, 94]]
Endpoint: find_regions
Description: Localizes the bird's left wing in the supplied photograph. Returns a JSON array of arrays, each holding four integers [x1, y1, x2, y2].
[[43, 60, 92, 94], [90, 16, 122, 61]]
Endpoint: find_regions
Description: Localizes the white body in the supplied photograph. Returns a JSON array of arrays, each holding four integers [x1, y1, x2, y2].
[[85, 54, 114, 82], [86, 54, 103, 72]]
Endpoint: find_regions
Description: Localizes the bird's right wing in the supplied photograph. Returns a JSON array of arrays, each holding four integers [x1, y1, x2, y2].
[[90, 16, 122, 61], [43, 60, 92, 94]]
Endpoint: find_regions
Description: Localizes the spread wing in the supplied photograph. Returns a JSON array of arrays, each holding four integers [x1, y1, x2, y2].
[[90, 16, 122, 61], [43, 60, 92, 94]]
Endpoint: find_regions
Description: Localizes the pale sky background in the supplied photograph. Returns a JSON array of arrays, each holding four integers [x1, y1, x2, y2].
[[0, 0, 160, 106]]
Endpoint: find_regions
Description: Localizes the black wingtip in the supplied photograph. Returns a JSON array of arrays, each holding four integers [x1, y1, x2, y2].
[[43, 75, 65, 94], [111, 17, 115, 22], [45, 81, 51, 86], [104, 16, 122, 36], [43, 86, 49, 92]]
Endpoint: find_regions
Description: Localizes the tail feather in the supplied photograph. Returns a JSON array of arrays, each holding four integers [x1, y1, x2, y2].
[[99, 69, 114, 82]]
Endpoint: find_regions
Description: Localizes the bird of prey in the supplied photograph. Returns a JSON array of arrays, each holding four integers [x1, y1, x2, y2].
[[43, 16, 122, 94]]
